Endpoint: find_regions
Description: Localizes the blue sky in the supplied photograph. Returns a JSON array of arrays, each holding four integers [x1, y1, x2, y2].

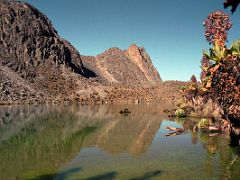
[[24, 0, 240, 81]]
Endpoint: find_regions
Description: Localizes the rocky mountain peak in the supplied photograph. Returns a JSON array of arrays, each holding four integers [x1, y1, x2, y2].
[[0, 1, 89, 79], [126, 44, 142, 55], [0, 1, 98, 101], [81, 44, 162, 87], [100, 47, 122, 56], [126, 44, 148, 65], [0, 1, 164, 103], [125, 44, 162, 83]]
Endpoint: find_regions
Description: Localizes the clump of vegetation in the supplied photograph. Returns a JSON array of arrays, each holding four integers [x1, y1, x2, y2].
[[197, 11, 230, 87], [230, 39, 240, 57], [175, 108, 186, 118], [196, 118, 210, 129], [201, 11, 232, 91], [183, 11, 234, 102], [203, 10, 232, 47], [189, 74, 198, 89], [202, 11, 240, 125], [174, 117, 186, 125], [182, 10, 240, 132]]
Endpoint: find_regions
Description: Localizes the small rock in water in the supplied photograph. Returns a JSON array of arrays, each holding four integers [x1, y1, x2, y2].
[[119, 108, 131, 115], [163, 109, 169, 113]]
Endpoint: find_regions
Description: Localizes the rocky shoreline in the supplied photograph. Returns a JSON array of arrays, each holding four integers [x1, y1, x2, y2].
[[0, 80, 185, 106]]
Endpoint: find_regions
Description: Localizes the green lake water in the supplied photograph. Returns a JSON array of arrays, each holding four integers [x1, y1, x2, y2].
[[0, 103, 240, 180]]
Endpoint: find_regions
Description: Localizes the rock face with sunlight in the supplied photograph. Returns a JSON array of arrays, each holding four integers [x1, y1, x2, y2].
[[81, 44, 162, 87], [0, 1, 184, 104], [0, 1, 96, 102]]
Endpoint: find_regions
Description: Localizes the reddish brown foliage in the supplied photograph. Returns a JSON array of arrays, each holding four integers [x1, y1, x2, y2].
[[203, 11, 232, 46]]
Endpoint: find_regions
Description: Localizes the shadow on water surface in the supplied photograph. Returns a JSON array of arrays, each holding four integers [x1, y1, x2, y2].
[[84, 171, 118, 180], [29, 167, 81, 180], [130, 170, 162, 180]]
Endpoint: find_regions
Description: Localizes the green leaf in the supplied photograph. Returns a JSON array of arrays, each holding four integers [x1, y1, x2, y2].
[[230, 39, 240, 57], [203, 49, 211, 60]]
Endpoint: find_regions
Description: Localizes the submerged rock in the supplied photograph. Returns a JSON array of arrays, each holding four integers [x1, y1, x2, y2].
[[119, 108, 131, 115]]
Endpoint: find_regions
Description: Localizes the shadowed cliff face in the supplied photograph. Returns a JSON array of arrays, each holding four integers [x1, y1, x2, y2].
[[0, 1, 99, 101], [0, 1, 86, 77], [81, 44, 162, 87]]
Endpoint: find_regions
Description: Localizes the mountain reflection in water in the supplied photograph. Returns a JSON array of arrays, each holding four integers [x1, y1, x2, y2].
[[0, 103, 240, 179]]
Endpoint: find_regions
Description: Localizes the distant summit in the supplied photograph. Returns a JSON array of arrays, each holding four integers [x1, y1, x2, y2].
[[82, 44, 162, 87]]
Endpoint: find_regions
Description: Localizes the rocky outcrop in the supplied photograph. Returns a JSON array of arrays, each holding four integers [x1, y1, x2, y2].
[[0, 65, 38, 103], [0, 1, 179, 104], [126, 44, 161, 83], [104, 81, 185, 103], [0, 1, 88, 78], [81, 44, 162, 87], [0, 1, 100, 101]]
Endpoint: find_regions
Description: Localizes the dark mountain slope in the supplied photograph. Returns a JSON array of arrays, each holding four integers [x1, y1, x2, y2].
[[0, 1, 180, 104]]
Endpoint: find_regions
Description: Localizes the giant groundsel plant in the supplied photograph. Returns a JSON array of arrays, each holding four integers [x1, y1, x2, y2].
[[203, 11, 232, 63]]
